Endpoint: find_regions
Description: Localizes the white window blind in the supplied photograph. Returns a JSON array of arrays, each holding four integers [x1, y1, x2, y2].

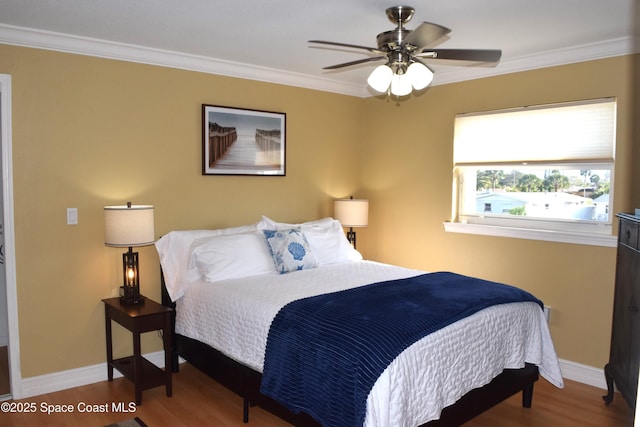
[[453, 98, 616, 165]]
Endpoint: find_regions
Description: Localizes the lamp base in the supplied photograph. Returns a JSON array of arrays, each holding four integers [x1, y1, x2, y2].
[[346, 228, 357, 249], [119, 295, 145, 305], [119, 286, 145, 305]]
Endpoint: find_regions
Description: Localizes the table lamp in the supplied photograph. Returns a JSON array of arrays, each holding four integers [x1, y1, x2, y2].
[[104, 202, 155, 305], [334, 197, 369, 248]]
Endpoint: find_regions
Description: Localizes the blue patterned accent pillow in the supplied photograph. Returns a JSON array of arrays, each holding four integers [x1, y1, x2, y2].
[[263, 228, 318, 274]]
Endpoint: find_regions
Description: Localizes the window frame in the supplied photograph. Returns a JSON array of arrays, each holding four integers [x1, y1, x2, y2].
[[446, 98, 617, 248]]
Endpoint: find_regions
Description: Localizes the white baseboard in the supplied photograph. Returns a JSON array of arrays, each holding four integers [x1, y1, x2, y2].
[[18, 351, 170, 399], [14, 355, 606, 400], [558, 358, 607, 389]]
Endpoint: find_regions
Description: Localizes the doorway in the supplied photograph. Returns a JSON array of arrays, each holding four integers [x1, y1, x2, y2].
[[0, 78, 7, 397], [0, 74, 19, 400], [0, 218, 7, 396]]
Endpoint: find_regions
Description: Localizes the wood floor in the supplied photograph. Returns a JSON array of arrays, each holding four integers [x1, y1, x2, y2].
[[0, 362, 634, 426]]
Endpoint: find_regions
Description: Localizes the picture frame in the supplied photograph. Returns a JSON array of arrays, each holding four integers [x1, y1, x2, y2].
[[202, 104, 286, 176]]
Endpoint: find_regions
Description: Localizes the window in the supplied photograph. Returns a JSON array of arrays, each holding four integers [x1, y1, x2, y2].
[[447, 98, 617, 246]]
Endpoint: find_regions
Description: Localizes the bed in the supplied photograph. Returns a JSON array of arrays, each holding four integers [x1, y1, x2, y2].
[[156, 216, 564, 426]]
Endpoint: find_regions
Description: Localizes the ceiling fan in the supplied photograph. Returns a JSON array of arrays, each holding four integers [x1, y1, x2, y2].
[[309, 6, 501, 96]]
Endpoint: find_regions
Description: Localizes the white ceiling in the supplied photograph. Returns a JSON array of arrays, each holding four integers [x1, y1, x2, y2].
[[0, 0, 635, 97]]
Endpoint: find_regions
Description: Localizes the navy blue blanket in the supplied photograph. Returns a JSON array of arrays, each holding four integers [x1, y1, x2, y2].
[[260, 271, 542, 427]]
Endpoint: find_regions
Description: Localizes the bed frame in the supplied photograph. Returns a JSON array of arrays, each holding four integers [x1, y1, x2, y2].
[[161, 275, 539, 426]]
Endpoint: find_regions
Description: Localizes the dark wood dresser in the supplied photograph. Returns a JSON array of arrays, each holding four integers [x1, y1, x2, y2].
[[603, 213, 640, 409]]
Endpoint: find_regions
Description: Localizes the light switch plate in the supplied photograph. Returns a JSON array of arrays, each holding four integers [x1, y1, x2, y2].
[[67, 208, 78, 225]]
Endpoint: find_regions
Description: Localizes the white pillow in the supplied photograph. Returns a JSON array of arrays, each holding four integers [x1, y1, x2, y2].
[[190, 231, 277, 282], [259, 215, 362, 265], [258, 215, 334, 230], [155, 223, 258, 301], [303, 220, 363, 265]]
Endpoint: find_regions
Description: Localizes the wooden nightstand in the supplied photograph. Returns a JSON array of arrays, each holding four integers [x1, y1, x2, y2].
[[102, 297, 173, 405]]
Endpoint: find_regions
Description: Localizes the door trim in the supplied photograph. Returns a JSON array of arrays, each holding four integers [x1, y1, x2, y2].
[[0, 74, 22, 398]]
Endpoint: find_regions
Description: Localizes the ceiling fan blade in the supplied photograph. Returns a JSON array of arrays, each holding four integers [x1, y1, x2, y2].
[[309, 40, 386, 55], [418, 48, 502, 62], [403, 22, 451, 49], [322, 56, 387, 70]]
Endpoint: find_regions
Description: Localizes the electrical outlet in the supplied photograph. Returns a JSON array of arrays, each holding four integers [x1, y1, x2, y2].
[[67, 208, 78, 225], [543, 305, 551, 323]]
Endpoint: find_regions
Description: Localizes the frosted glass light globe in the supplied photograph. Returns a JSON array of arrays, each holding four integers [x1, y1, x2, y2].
[[390, 73, 412, 97], [406, 62, 434, 90], [367, 65, 393, 93]]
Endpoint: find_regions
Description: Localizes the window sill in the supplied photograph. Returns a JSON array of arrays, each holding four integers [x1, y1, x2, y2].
[[443, 221, 617, 247]]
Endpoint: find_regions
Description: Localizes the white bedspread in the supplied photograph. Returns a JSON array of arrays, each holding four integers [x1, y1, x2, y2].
[[175, 261, 564, 426]]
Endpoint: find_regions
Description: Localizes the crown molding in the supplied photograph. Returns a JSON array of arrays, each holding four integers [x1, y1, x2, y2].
[[0, 24, 368, 97], [0, 24, 634, 98], [432, 36, 636, 86]]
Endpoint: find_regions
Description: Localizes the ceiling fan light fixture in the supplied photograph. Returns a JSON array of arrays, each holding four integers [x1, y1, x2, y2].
[[367, 64, 393, 93], [406, 62, 433, 90], [312, 7, 501, 98], [390, 72, 412, 97]]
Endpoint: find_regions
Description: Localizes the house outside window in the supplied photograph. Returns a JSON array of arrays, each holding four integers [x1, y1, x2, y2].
[[446, 98, 617, 247]]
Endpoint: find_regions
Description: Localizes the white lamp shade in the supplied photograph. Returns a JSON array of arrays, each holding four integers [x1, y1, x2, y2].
[[390, 73, 412, 97], [367, 65, 393, 93], [334, 199, 369, 227], [407, 62, 434, 90], [104, 204, 155, 247]]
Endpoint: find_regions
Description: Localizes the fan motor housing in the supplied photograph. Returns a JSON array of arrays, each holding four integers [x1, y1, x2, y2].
[[376, 29, 413, 52]]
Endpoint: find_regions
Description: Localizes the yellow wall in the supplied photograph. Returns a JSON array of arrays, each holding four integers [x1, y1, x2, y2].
[[0, 41, 636, 379], [361, 56, 635, 368], [0, 44, 364, 377]]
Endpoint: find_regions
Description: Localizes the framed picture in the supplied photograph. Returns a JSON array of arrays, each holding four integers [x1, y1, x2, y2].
[[202, 104, 286, 176]]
